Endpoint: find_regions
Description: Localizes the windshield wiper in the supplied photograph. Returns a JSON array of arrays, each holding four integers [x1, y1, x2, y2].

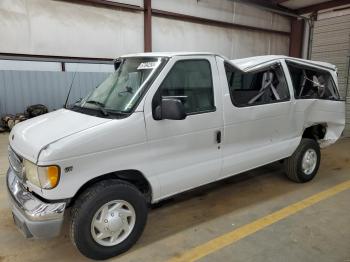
[[86, 100, 104, 107], [84, 100, 130, 116], [85, 100, 109, 116]]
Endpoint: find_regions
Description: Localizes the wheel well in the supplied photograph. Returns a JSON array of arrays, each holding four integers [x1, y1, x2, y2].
[[302, 124, 327, 141], [69, 170, 152, 207]]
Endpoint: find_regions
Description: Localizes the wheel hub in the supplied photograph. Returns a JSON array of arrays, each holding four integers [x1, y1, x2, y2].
[[91, 200, 136, 247], [302, 149, 317, 175], [105, 212, 123, 232]]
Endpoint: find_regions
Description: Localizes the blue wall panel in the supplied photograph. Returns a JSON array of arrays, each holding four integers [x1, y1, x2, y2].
[[0, 71, 109, 117]]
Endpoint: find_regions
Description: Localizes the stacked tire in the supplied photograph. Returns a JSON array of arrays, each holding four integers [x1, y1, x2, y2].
[[0, 104, 48, 131]]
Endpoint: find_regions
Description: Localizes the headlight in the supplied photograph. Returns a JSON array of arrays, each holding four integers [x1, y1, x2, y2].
[[23, 160, 60, 189], [24, 160, 41, 187]]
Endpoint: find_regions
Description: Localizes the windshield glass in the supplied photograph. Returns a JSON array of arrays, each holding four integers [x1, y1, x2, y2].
[[76, 57, 164, 114]]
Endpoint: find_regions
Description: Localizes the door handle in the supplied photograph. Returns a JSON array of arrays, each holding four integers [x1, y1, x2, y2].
[[216, 130, 222, 144]]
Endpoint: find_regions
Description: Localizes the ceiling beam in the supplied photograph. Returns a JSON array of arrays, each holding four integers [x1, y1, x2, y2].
[[236, 0, 295, 12], [228, 0, 301, 17], [273, 0, 290, 4], [58, 0, 144, 12], [297, 0, 350, 14], [0, 53, 114, 63]]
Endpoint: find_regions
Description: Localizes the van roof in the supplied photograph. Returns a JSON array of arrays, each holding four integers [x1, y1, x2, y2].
[[120, 52, 218, 58], [230, 55, 336, 71], [120, 52, 336, 71]]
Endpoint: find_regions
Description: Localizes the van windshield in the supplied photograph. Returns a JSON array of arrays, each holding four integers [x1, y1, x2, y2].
[[76, 57, 165, 115]]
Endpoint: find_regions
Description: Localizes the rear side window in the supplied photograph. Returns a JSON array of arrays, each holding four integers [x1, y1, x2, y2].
[[286, 62, 339, 100], [158, 60, 215, 114], [225, 63, 290, 107]]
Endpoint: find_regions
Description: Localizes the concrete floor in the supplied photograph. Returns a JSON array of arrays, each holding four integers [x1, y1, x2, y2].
[[0, 132, 349, 262]]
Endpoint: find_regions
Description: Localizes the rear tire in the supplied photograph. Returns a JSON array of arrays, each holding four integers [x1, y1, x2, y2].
[[70, 180, 148, 260], [284, 138, 321, 183]]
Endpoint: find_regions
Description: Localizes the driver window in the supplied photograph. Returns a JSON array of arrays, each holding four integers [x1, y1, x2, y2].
[[224, 63, 290, 107], [157, 59, 215, 114]]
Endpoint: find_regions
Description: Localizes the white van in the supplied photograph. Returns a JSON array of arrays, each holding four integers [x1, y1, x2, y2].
[[7, 53, 345, 260]]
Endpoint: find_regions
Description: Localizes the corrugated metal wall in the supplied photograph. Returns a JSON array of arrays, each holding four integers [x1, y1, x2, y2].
[[311, 10, 350, 136], [0, 71, 109, 117]]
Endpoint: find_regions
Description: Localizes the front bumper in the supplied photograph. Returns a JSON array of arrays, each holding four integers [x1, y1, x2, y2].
[[6, 168, 66, 238]]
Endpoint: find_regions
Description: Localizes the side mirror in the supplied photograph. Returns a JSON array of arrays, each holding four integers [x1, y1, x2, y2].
[[154, 98, 186, 120]]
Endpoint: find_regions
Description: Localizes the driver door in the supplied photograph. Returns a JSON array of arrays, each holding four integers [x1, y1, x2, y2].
[[143, 56, 223, 200]]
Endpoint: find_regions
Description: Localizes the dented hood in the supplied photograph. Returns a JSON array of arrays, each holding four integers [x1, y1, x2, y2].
[[9, 109, 111, 163]]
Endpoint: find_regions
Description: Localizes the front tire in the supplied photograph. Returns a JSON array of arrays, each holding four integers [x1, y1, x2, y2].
[[284, 138, 321, 183], [70, 180, 148, 260]]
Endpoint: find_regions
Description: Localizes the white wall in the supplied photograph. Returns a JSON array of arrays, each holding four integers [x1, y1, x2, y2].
[[152, 0, 290, 32], [152, 0, 290, 59], [0, 0, 144, 58], [152, 17, 289, 59], [0, 0, 291, 59]]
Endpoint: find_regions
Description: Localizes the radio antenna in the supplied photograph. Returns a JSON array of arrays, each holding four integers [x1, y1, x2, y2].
[[64, 68, 78, 108]]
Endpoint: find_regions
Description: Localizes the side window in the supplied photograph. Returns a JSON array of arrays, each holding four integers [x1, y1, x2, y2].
[[286, 62, 340, 100], [158, 60, 215, 114], [224, 63, 290, 107]]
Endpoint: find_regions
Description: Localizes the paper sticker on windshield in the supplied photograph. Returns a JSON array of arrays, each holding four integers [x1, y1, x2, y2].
[[137, 61, 159, 70]]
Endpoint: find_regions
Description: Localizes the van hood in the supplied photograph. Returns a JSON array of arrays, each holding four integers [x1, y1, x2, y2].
[[9, 109, 111, 163]]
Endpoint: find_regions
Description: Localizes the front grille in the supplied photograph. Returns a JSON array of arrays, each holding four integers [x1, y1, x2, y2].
[[8, 147, 23, 178]]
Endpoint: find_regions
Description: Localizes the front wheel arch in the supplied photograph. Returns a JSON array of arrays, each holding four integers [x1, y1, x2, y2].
[[69, 170, 153, 208]]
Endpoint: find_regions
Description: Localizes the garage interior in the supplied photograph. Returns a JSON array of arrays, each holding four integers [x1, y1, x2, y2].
[[0, 0, 349, 261]]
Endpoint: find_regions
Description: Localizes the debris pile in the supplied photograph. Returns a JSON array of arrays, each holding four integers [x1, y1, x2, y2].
[[0, 104, 48, 132]]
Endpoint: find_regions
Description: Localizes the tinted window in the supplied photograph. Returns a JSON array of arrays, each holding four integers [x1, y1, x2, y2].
[[286, 62, 339, 100], [159, 60, 215, 114], [225, 63, 290, 107]]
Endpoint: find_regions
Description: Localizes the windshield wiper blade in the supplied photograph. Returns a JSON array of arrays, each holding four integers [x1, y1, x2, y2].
[[85, 100, 109, 116], [106, 109, 130, 115], [99, 107, 109, 116], [86, 100, 105, 107]]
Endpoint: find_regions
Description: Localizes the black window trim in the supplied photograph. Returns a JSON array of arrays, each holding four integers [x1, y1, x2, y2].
[[224, 61, 291, 108], [285, 60, 342, 101], [153, 58, 217, 118]]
